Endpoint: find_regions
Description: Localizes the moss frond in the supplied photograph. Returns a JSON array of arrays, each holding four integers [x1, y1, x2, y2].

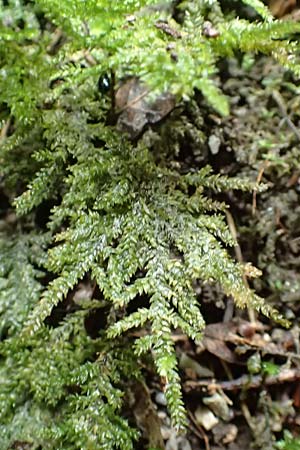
[[0, 0, 295, 446]]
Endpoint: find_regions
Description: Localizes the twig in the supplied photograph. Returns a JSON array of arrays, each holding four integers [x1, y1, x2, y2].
[[225, 210, 243, 263], [241, 401, 255, 431], [220, 359, 234, 381], [225, 210, 256, 324], [184, 368, 300, 392], [84, 50, 97, 66], [252, 162, 269, 216], [272, 90, 300, 142], [155, 21, 182, 38], [116, 88, 150, 113], [188, 411, 211, 450]]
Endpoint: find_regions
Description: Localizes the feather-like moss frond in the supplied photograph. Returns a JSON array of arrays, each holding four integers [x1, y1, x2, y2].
[[0, 0, 295, 446]]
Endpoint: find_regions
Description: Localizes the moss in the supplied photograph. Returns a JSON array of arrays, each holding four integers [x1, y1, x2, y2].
[[0, 0, 299, 448]]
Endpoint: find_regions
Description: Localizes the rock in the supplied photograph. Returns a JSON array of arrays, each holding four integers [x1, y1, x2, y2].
[[155, 391, 167, 406], [194, 406, 219, 430], [166, 433, 192, 450], [212, 423, 238, 444], [203, 392, 232, 421], [208, 134, 221, 155]]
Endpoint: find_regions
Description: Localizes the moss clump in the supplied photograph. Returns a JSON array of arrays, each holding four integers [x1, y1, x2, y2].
[[0, 0, 299, 448]]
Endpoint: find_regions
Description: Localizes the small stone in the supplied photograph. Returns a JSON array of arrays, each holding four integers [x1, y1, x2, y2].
[[263, 332, 272, 342], [177, 436, 192, 450], [208, 135, 221, 155], [212, 422, 238, 444], [166, 434, 177, 450], [222, 424, 238, 444], [194, 406, 219, 430], [161, 425, 172, 440], [286, 309, 296, 319], [158, 410, 167, 420], [203, 392, 231, 421], [166, 434, 192, 450], [155, 391, 167, 406]]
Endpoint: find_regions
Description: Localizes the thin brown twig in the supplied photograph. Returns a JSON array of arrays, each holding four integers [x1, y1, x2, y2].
[[225, 210, 243, 263], [252, 162, 269, 216], [220, 359, 234, 381], [241, 401, 255, 431], [272, 90, 300, 142], [155, 21, 182, 38], [225, 210, 256, 324], [84, 50, 97, 66], [116, 88, 150, 114], [188, 411, 211, 450], [184, 368, 300, 392]]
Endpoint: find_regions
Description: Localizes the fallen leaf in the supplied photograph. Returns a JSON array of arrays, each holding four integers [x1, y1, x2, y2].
[[115, 78, 176, 138], [179, 352, 214, 378], [202, 336, 240, 364]]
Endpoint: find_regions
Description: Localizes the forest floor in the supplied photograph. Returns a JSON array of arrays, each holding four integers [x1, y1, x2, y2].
[[1, 4, 300, 449], [131, 55, 300, 450], [1, 56, 299, 450]]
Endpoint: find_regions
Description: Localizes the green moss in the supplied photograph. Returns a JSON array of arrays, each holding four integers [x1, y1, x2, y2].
[[0, 0, 299, 448]]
